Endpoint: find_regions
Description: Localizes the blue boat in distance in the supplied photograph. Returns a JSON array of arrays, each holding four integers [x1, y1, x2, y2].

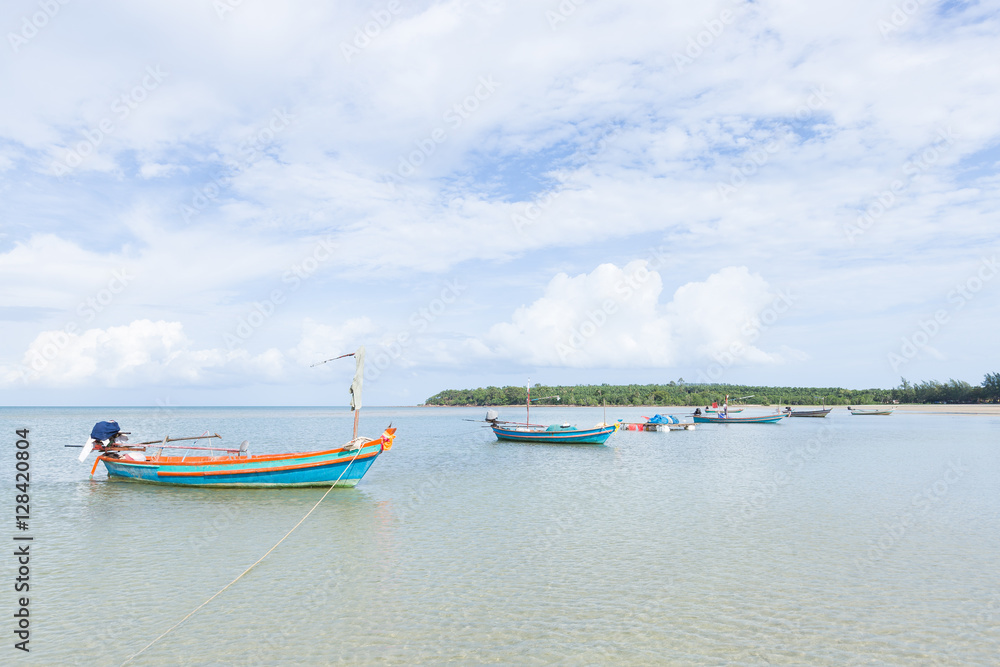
[[483, 380, 617, 444], [692, 413, 786, 424], [489, 420, 618, 445]]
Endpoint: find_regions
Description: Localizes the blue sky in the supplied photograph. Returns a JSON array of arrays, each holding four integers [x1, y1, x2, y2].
[[1, 0, 998, 406]]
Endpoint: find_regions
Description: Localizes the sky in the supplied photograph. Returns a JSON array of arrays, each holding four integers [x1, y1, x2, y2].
[[1, 0, 998, 407]]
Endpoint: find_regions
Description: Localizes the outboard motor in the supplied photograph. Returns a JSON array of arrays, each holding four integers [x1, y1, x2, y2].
[[90, 420, 121, 442], [80, 420, 127, 462]]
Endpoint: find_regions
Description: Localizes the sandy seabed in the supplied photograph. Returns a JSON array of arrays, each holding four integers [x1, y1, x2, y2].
[[856, 403, 1000, 416]]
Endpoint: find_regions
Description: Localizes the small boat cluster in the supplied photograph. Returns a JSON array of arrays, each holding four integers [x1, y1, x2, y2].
[[72, 357, 897, 487], [480, 393, 895, 444]]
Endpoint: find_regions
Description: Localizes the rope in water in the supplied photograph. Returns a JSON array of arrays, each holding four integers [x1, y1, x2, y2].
[[120, 441, 368, 666]]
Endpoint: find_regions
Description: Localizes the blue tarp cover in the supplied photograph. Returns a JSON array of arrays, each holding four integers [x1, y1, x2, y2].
[[90, 421, 120, 441], [648, 414, 679, 424]]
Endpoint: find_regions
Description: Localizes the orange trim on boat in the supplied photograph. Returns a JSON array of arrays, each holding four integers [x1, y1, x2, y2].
[[111, 438, 384, 468], [156, 448, 381, 477]]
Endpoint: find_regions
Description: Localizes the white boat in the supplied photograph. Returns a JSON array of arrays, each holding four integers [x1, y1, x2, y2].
[[848, 406, 894, 415]]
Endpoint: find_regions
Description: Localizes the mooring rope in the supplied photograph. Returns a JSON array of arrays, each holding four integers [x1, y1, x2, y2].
[[120, 442, 368, 665]]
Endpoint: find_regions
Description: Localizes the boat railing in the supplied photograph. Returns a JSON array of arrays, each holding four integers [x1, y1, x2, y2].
[[119, 434, 244, 461]]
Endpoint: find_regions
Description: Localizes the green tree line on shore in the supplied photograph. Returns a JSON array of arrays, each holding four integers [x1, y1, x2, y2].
[[425, 374, 1000, 407]]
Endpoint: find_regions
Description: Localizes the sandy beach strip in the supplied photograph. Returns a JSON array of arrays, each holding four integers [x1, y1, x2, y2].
[[688, 404, 1000, 416], [739, 404, 1000, 416]]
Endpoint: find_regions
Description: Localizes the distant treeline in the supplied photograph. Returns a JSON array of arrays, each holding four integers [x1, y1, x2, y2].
[[425, 374, 1000, 406]]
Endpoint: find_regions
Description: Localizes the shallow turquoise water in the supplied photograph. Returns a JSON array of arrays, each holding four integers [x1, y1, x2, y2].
[[1, 406, 998, 665]]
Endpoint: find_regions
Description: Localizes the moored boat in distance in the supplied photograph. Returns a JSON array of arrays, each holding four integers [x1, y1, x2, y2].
[[76, 346, 397, 488], [488, 418, 618, 444], [784, 407, 833, 418], [620, 414, 695, 431], [482, 380, 618, 444], [783, 397, 832, 417], [848, 406, 895, 415], [693, 413, 787, 424]]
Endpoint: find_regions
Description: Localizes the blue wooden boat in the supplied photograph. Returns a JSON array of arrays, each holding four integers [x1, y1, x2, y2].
[[483, 380, 617, 444], [490, 422, 617, 444], [77, 346, 397, 487], [692, 413, 786, 424], [94, 431, 395, 487]]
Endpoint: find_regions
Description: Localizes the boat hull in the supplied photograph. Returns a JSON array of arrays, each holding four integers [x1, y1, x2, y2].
[[850, 410, 893, 416], [693, 414, 786, 424], [490, 424, 616, 444], [787, 409, 832, 417], [100, 439, 385, 488]]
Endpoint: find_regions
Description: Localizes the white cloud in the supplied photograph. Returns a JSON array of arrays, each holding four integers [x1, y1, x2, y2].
[[1, 1, 998, 400], [139, 162, 186, 179], [3, 320, 283, 388], [484, 261, 794, 368]]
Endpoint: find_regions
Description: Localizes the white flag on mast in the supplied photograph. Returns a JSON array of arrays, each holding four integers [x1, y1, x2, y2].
[[350, 346, 365, 411]]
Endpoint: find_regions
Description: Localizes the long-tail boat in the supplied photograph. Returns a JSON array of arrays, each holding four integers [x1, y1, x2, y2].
[[483, 380, 617, 444], [75, 347, 396, 487], [785, 407, 832, 417], [488, 420, 618, 444], [784, 400, 833, 418], [692, 413, 786, 424]]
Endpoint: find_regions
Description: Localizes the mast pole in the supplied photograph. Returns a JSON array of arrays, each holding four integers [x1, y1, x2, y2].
[[526, 377, 530, 426], [311, 346, 365, 442]]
